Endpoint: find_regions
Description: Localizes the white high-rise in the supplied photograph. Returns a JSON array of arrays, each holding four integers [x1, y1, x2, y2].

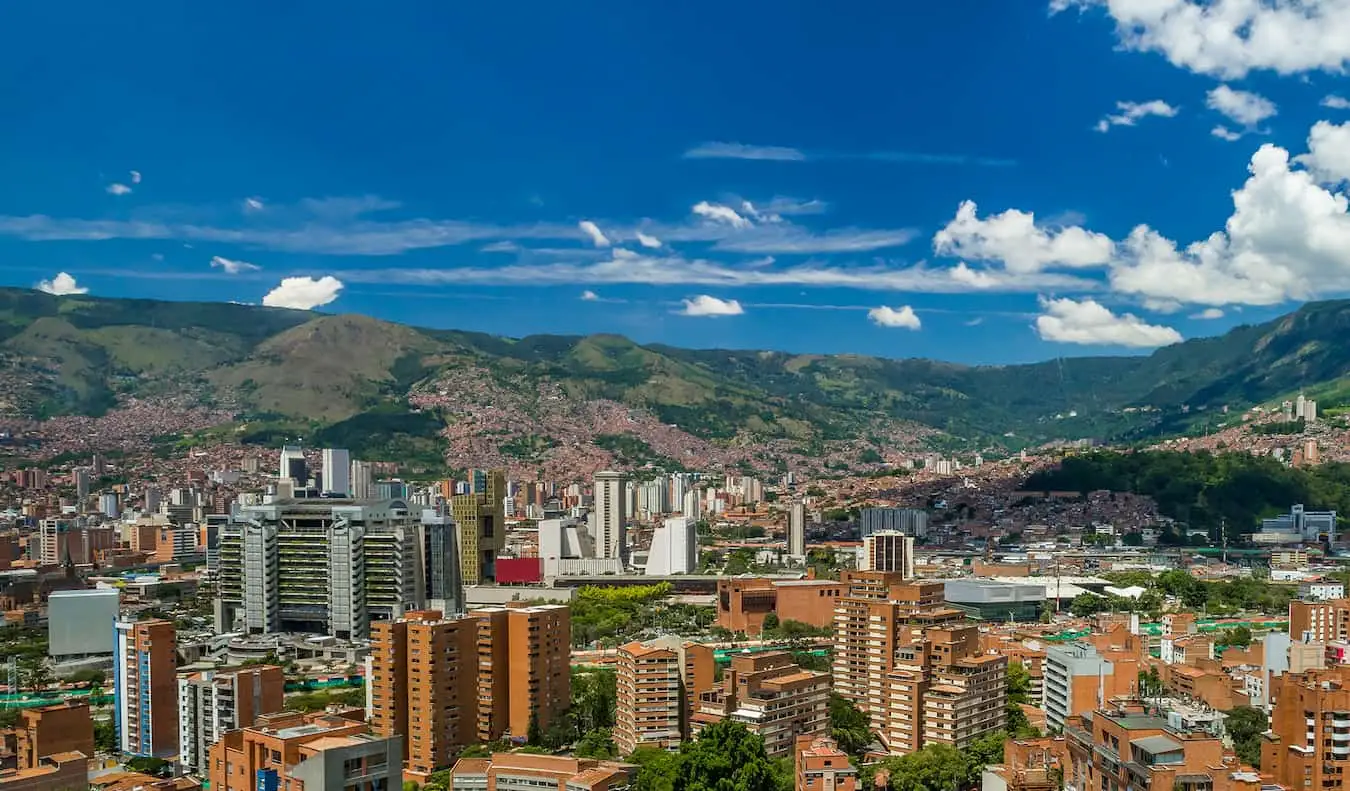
[[351, 460, 375, 499], [682, 489, 702, 521], [646, 516, 696, 575], [787, 502, 807, 556], [594, 470, 627, 562], [321, 448, 351, 496], [278, 445, 307, 485]]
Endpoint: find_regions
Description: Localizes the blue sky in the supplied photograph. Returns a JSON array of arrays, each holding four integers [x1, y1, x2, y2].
[[4, 1, 1350, 364]]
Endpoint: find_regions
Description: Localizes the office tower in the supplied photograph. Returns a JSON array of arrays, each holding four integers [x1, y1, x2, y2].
[[615, 637, 716, 755], [788, 502, 806, 557], [795, 736, 858, 791], [860, 531, 914, 577], [593, 471, 627, 562], [453, 469, 506, 586], [880, 625, 1007, 755], [209, 711, 401, 791], [1263, 665, 1350, 789], [100, 493, 120, 518], [74, 468, 90, 503], [144, 485, 162, 514], [321, 448, 351, 496], [113, 618, 179, 758], [859, 508, 928, 538], [421, 509, 464, 616], [469, 605, 571, 742], [178, 666, 285, 774], [278, 445, 308, 486], [691, 651, 830, 757], [646, 516, 696, 575], [351, 460, 375, 499], [216, 499, 423, 639], [47, 588, 119, 658], [370, 611, 477, 780], [10, 701, 94, 771]]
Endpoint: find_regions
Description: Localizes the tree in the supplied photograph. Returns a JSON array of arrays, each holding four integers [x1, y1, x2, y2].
[[675, 721, 777, 791], [1220, 626, 1254, 647], [761, 613, 780, 634], [575, 728, 617, 759], [573, 667, 618, 733], [1226, 706, 1268, 767], [94, 720, 117, 753], [18, 656, 52, 693], [527, 712, 543, 746], [459, 744, 492, 759], [1121, 532, 1144, 546], [829, 694, 872, 756], [1008, 661, 1032, 705], [629, 747, 677, 791]]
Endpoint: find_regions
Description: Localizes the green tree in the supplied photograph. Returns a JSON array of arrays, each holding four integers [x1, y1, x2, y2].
[[527, 712, 543, 746], [17, 656, 52, 693], [94, 720, 117, 753], [573, 667, 618, 733], [829, 694, 872, 756], [761, 613, 780, 634], [1007, 661, 1032, 705], [459, 744, 492, 759], [1220, 626, 1254, 647], [629, 747, 678, 791], [675, 721, 777, 791], [575, 728, 617, 759], [1226, 706, 1268, 767]]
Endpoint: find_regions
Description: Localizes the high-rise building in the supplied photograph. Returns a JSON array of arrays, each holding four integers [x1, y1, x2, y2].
[[468, 605, 572, 742], [691, 651, 830, 758], [351, 460, 375, 499], [453, 470, 506, 586], [614, 637, 716, 755], [278, 445, 307, 486], [216, 499, 423, 639], [794, 736, 858, 791], [682, 489, 702, 521], [1263, 665, 1350, 790], [370, 610, 478, 780], [645, 517, 696, 575], [209, 711, 401, 791], [880, 625, 1007, 755], [859, 531, 914, 576], [1043, 640, 1142, 732], [113, 618, 179, 758], [421, 509, 464, 616], [177, 666, 285, 774], [787, 502, 806, 557], [74, 468, 91, 503], [1289, 598, 1350, 643], [321, 448, 351, 496], [859, 508, 928, 538], [593, 471, 627, 562]]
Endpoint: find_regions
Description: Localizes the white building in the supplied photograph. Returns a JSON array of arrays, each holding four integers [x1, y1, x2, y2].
[[1299, 580, 1346, 601], [859, 530, 914, 577], [646, 517, 696, 575], [47, 588, 119, 657], [787, 502, 806, 557], [321, 448, 351, 496], [682, 489, 702, 521], [594, 471, 627, 562], [278, 445, 307, 484]]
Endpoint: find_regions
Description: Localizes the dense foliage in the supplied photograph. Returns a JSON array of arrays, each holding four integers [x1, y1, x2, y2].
[[829, 694, 872, 756], [567, 583, 713, 647], [1100, 569, 1294, 616], [863, 734, 1006, 791], [1226, 707, 1268, 767]]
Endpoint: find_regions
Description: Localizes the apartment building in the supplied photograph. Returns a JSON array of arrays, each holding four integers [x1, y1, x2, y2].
[[858, 531, 914, 576], [2, 701, 93, 772], [1043, 636, 1142, 733], [447, 753, 634, 791], [878, 625, 1007, 755], [1289, 598, 1350, 643], [794, 736, 857, 791], [453, 470, 507, 586], [691, 651, 829, 758], [614, 637, 716, 755], [1063, 700, 1258, 791], [1262, 665, 1350, 791], [37, 521, 115, 565], [177, 666, 284, 775], [208, 711, 401, 791], [216, 498, 423, 639], [370, 610, 478, 780], [468, 605, 572, 743], [113, 618, 178, 758]]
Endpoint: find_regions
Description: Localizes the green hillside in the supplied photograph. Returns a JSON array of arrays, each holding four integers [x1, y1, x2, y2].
[[2, 287, 1349, 451]]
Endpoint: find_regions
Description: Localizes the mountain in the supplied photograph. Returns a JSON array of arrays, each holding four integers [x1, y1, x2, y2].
[[2, 287, 1349, 469]]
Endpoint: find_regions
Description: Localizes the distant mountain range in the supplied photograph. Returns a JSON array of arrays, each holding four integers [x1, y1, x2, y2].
[[2, 288, 1349, 466]]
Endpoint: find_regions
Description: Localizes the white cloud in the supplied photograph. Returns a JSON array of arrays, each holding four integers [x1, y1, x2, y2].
[[933, 200, 1114, 273], [867, 305, 922, 330], [1211, 125, 1243, 142], [480, 241, 519, 253], [1192, 307, 1225, 319], [106, 183, 132, 196], [635, 232, 662, 249], [580, 290, 599, 301], [692, 201, 751, 229], [1053, 0, 1350, 78], [35, 272, 88, 296], [129, 170, 142, 184], [243, 196, 265, 212], [684, 142, 807, 161], [760, 197, 828, 216], [210, 255, 261, 275], [578, 220, 611, 248], [1323, 95, 1350, 110], [679, 295, 744, 317], [1094, 99, 1179, 132], [262, 276, 344, 310], [1034, 297, 1182, 347], [1295, 120, 1350, 183], [1206, 85, 1276, 130]]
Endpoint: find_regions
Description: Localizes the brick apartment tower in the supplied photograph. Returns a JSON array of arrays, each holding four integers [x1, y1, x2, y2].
[[178, 665, 286, 775], [1263, 665, 1350, 791], [113, 618, 179, 758], [614, 637, 716, 755], [468, 605, 572, 743], [370, 610, 479, 780]]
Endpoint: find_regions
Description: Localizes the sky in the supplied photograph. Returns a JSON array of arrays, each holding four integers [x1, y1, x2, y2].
[[5, 2, 1350, 364]]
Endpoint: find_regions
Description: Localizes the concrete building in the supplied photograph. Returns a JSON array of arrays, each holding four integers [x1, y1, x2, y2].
[[1262, 664, 1350, 791], [1299, 580, 1345, 601], [859, 508, 927, 538], [420, 509, 464, 617], [1259, 504, 1337, 543], [879, 625, 1007, 755], [0, 751, 88, 791], [113, 618, 178, 758], [691, 651, 830, 758], [215, 498, 424, 639], [716, 578, 844, 636], [859, 531, 914, 576], [1043, 641, 1140, 733], [453, 470, 506, 586], [943, 579, 1045, 622], [369, 610, 478, 780], [794, 736, 857, 791], [4, 701, 93, 772], [447, 754, 634, 791], [614, 637, 716, 755], [37, 522, 115, 566], [278, 445, 307, 487], [320, 448, 351, 496], [177, 666, 285, 775], [47, 588, 119, 658], [351, 461, 375, 500], [1289, 598, 1350, 643], [593, 471, 627, 563], [468, 605, 572, 743], [645, 517, 695, 576], [208, 711, 401, 791], [787, 502, 806, 557]]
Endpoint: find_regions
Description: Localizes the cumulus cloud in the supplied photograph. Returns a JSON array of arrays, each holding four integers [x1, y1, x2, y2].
[[692, 201, 751, 228], [1052, 0, 1350, 79], [129, 170, 142, 184], [1324, 95, 1350, 110], [1034, 297, 1182, 347], [36, 272, 88, 296], [580, 290, 600, 301], [1206, 86, 1276, 136], [262, 276, 344, 310], [1295, 120, 1350, 184], [578, 220, 611, 248], [1192, 307, 1225, 319], [1211, 126, 1243, 142], [678, 295, 744, 317], [209, 255, 261, 275], [933, 201, 1114, 273], [635, 232, 662, 249], [243, 196, 265, 212], [683, 142, 807, 161], [106, 183, 132, 196], [1094, 100, 1179, 132], [867, 305, 922, 330]]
